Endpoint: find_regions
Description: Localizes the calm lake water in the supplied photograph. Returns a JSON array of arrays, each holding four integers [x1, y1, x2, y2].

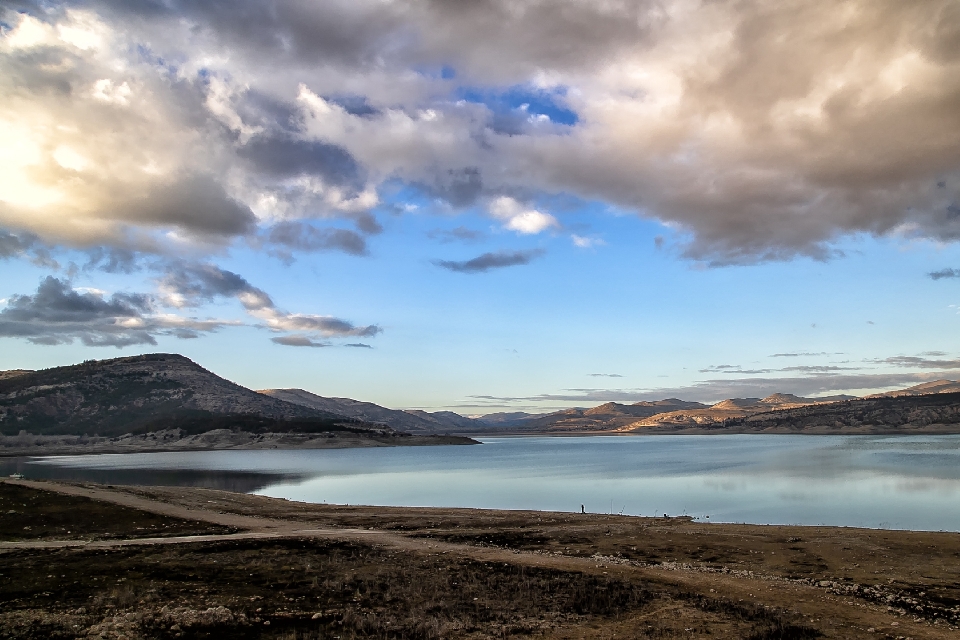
[[4, 435, 960, 531]]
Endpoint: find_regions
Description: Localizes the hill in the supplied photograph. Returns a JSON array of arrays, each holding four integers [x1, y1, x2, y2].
[[260, 390, 497, 433], [622, 394, 853, 430], [0, 354, 367, 437], [869, 379, 960, 397], [721, 391, 960, 433], [259, 389, 482, 433], [512, 399, 709, 433]]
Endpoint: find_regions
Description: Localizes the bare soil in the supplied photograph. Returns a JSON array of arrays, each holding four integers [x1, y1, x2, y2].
[[1, 479, 958, 639]]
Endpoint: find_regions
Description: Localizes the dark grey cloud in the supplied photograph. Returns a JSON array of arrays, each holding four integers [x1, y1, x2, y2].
[[157, 261, 382, 342], [271, 335, 329, 347], [266, 222, 368, 256], [82, 248, 141, 274], [237, 135, 363, 187], [159, 263, 273, 311], [89, 0, 659, 80], [429, 226, 486, 243], [345, 342, 373, 348], [929, 268, 960, 280], [353, 212, 383, 236], [435, 249, 544, 273], [268, 314, 382, 338], [0, 230, 58, 268], [423, 168, 484, 208], [0, 276, 228, 347], [120, 174, 257, 238]]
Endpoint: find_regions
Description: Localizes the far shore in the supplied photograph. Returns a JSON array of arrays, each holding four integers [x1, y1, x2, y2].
[[4, 424, 960, 457], [0, 429, 478, 457]]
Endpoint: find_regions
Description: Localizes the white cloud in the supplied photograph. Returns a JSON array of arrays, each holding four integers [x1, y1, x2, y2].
[[92, 79, 132, 106], [571, 234, 605, 249], [489, 196, 559, 235]]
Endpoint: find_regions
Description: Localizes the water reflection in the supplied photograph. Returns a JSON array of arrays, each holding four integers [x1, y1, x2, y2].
[[0, 456, 304, 493], [4, 435, 960, 531]]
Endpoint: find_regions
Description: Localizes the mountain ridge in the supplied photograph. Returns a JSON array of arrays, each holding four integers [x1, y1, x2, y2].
[[0, 354, 373, 437], [3, 355, 960, 437]]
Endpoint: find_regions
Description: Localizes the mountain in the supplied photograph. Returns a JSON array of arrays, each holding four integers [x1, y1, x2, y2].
[[512, 399, 709, 433], [724, 391, 960, 433], [0, 354, 369, 437], [473, 412, 542, 425], [622, 394, 849, 430], [869, 379, 960, 397], [403, 409, 481, 431], [259, 389, 482, 433], [258, 388, 436, 432]]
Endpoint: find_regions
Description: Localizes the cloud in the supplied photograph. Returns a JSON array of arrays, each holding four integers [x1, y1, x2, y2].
[[929, 268, 960, 280], [571, 234, 604, 249], [159, 263, 274, 311], [489, 197, 559, 235], [475, 372, 950, 405], [700, 363, 854, 374], [345, 342, 373, 348], [770, 352, 831, 357], [158, 262, 380, 344], [4, 1, 960, 264], [880, 355, 960, 369], [435, 249, 544, 273], [265, 221, 368, 256], [588, 373, 622, 378], [256, 309, 381, 338], [0, 229, 58, 268], [428, 226, 485, 243], [0, 276, 233, 347], [271, 335, 329, 347]]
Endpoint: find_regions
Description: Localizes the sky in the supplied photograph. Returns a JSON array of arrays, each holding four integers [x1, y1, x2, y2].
[[2, 0, 960, 414]]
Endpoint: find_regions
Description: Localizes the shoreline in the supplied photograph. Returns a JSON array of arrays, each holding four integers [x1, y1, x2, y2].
[[3, 426, 959, 457], [0, 429, 478, 457]]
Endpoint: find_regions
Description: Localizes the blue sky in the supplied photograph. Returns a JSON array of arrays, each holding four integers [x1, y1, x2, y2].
[[3, 1, 960, 413]]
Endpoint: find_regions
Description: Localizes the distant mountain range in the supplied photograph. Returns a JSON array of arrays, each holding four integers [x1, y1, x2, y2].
[[3, 354, 960, 438], [258, 381, 960, 434], [257, 388, 473, 434]]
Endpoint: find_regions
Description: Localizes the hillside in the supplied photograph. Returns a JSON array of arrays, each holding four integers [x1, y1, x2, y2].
[[259, 389, 491, 433], [723, 391, 960, 433], [869, 379, 960, 397], [622, 394, 854, 430], [514, 399, 709, 433], [0, 354, 361, 437], [258, 389, 459, 433]]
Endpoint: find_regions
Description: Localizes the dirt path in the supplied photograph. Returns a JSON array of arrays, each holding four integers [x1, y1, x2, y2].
[[3, 479, 956, 639]]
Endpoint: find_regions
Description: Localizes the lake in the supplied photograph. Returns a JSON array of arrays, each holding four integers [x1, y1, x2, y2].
[[4, 435, 960, 531]]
